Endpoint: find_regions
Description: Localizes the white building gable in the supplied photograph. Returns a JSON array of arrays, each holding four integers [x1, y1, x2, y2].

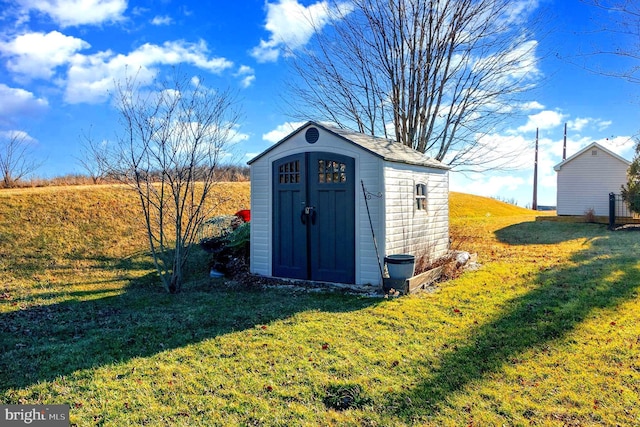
[[554, 142, 630, 216]]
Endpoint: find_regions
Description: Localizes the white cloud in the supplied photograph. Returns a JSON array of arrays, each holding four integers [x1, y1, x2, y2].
[[239, 75, 255, 88], [0, 129, 36, 144], [517, 110, 565, 133], [262, 121, 307, 143], [503, 39, 540, 81], [598, 120, 613, 131], [446, 132, 534, 172], [228, 127, 250, 144], [0, 84, 49, 120], [0, 31, 90, 80], [64, 40, 234, 103], [499, 0, 540, 26], [595, 136, 635, 159], [131, 6, 148, 15], [450, 172, 526, 198], [235, 65, 255, 88], [151, 15, 173, 26], [520, 101, 544, 111], [17, 0, 127, 27], [251, 0, 352, 62], [0, 32, 234, 104], [567, 117, 613, 133], [567, 117, 590, 132]]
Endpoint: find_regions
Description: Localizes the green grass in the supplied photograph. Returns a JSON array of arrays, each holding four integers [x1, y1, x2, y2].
[[2, 186, 640, 426]]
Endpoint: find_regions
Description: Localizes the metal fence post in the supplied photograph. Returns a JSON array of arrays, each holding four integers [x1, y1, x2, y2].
[[609, 192, 615, 229]]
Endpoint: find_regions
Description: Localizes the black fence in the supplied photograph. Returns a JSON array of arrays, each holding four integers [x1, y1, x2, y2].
[[609, 193, 640, 228]]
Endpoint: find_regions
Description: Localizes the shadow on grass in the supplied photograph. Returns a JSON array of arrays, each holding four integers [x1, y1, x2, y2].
[[0, 249, 378, 395], [494, 220, 608, 245], [391, 222, 640, 420]]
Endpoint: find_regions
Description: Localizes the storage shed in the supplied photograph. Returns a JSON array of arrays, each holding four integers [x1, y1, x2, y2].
[[554, 142, 630, 216], [247, 121, 450, 289]]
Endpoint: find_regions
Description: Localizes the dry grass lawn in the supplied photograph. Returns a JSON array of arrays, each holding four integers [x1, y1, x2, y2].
[[1, 185, 639, 426]]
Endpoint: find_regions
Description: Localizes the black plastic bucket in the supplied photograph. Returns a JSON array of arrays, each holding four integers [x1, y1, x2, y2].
[[384, 254, 415, 279]]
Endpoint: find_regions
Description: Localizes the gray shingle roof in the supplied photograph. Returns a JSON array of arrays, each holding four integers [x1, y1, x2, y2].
[[248, 121, 450, 170]]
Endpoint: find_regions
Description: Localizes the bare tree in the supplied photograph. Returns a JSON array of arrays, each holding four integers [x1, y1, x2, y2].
[[0, 131, 41, 188], [78, 128, 110, 184], [579, 0, 639, 84], [286, 0, 541, 171], [94, 73, 242, 293]]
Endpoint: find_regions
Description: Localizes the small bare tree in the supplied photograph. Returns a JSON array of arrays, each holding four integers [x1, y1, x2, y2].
[[78, 129, 110, 184], [94, 73, 241, 293], [0, 131, 41, 188], [287, 0, 542, 171]]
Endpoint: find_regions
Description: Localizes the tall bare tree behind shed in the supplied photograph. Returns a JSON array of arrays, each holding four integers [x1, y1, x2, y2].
[[93, 73, 241, 293], [287, 0, 541, 171]]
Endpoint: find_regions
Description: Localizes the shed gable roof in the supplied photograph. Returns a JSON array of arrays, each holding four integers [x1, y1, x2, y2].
[[554, 142, 630, 172], [248, 121, 450, 170]]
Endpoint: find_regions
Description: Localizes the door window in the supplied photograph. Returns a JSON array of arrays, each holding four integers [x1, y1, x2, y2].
[[279, 160, 300, 183], [318, 159, 347, 183]]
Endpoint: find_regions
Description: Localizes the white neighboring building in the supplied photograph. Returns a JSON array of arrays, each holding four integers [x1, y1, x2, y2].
[[247, 121, 450, 288], [554, 142, 630, 216]]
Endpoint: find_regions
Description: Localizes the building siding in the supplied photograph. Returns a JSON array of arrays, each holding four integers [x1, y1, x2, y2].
[[556, 146, 629, 216]]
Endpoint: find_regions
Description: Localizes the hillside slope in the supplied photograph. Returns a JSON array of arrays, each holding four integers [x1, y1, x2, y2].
[[449, 191, 535, 218], [0, 182, 251, 276]]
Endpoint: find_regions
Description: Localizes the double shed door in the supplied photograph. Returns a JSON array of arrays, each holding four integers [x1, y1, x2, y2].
[[273, 152, 355, 283]]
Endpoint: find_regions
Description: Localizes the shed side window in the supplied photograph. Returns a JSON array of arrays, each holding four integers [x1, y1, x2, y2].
[[278, 160, 300, 184], [415, 183, 427, 211]]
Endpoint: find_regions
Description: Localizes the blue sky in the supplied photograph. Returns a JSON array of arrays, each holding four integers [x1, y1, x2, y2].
[[0, 0, 638, 207]]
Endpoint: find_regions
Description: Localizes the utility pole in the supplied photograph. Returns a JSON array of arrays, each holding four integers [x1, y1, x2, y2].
[[533, 128, 538, 211], [563, 122, 567, 160]]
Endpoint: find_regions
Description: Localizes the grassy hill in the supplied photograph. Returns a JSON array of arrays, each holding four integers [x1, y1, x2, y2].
[[1, 184, 639, 426], [450, 191, 535, 218]]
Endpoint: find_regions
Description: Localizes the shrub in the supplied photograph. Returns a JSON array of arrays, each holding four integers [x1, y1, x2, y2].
[[584, 207, 596, 223], [622, 138, 640, 215]]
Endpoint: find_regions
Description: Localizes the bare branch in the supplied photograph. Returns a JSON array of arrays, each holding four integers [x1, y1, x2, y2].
[[577, 0, 640, 84]]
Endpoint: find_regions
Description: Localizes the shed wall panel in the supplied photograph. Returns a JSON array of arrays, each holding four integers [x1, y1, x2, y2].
[[383, 163, 449, 264], [250, 161, 271, 276], [358, 157, 385, 285]]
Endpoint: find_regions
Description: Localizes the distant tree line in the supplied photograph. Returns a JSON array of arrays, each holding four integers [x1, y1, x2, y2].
[[0, 164, 250, 189]]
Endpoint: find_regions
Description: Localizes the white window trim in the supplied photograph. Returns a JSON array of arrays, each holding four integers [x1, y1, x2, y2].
[[415, 181, 428, 213]]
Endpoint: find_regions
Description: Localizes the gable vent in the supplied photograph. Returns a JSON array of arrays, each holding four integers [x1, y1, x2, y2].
[[592, 150, 598, 156], [305, 127, 320, 144]]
